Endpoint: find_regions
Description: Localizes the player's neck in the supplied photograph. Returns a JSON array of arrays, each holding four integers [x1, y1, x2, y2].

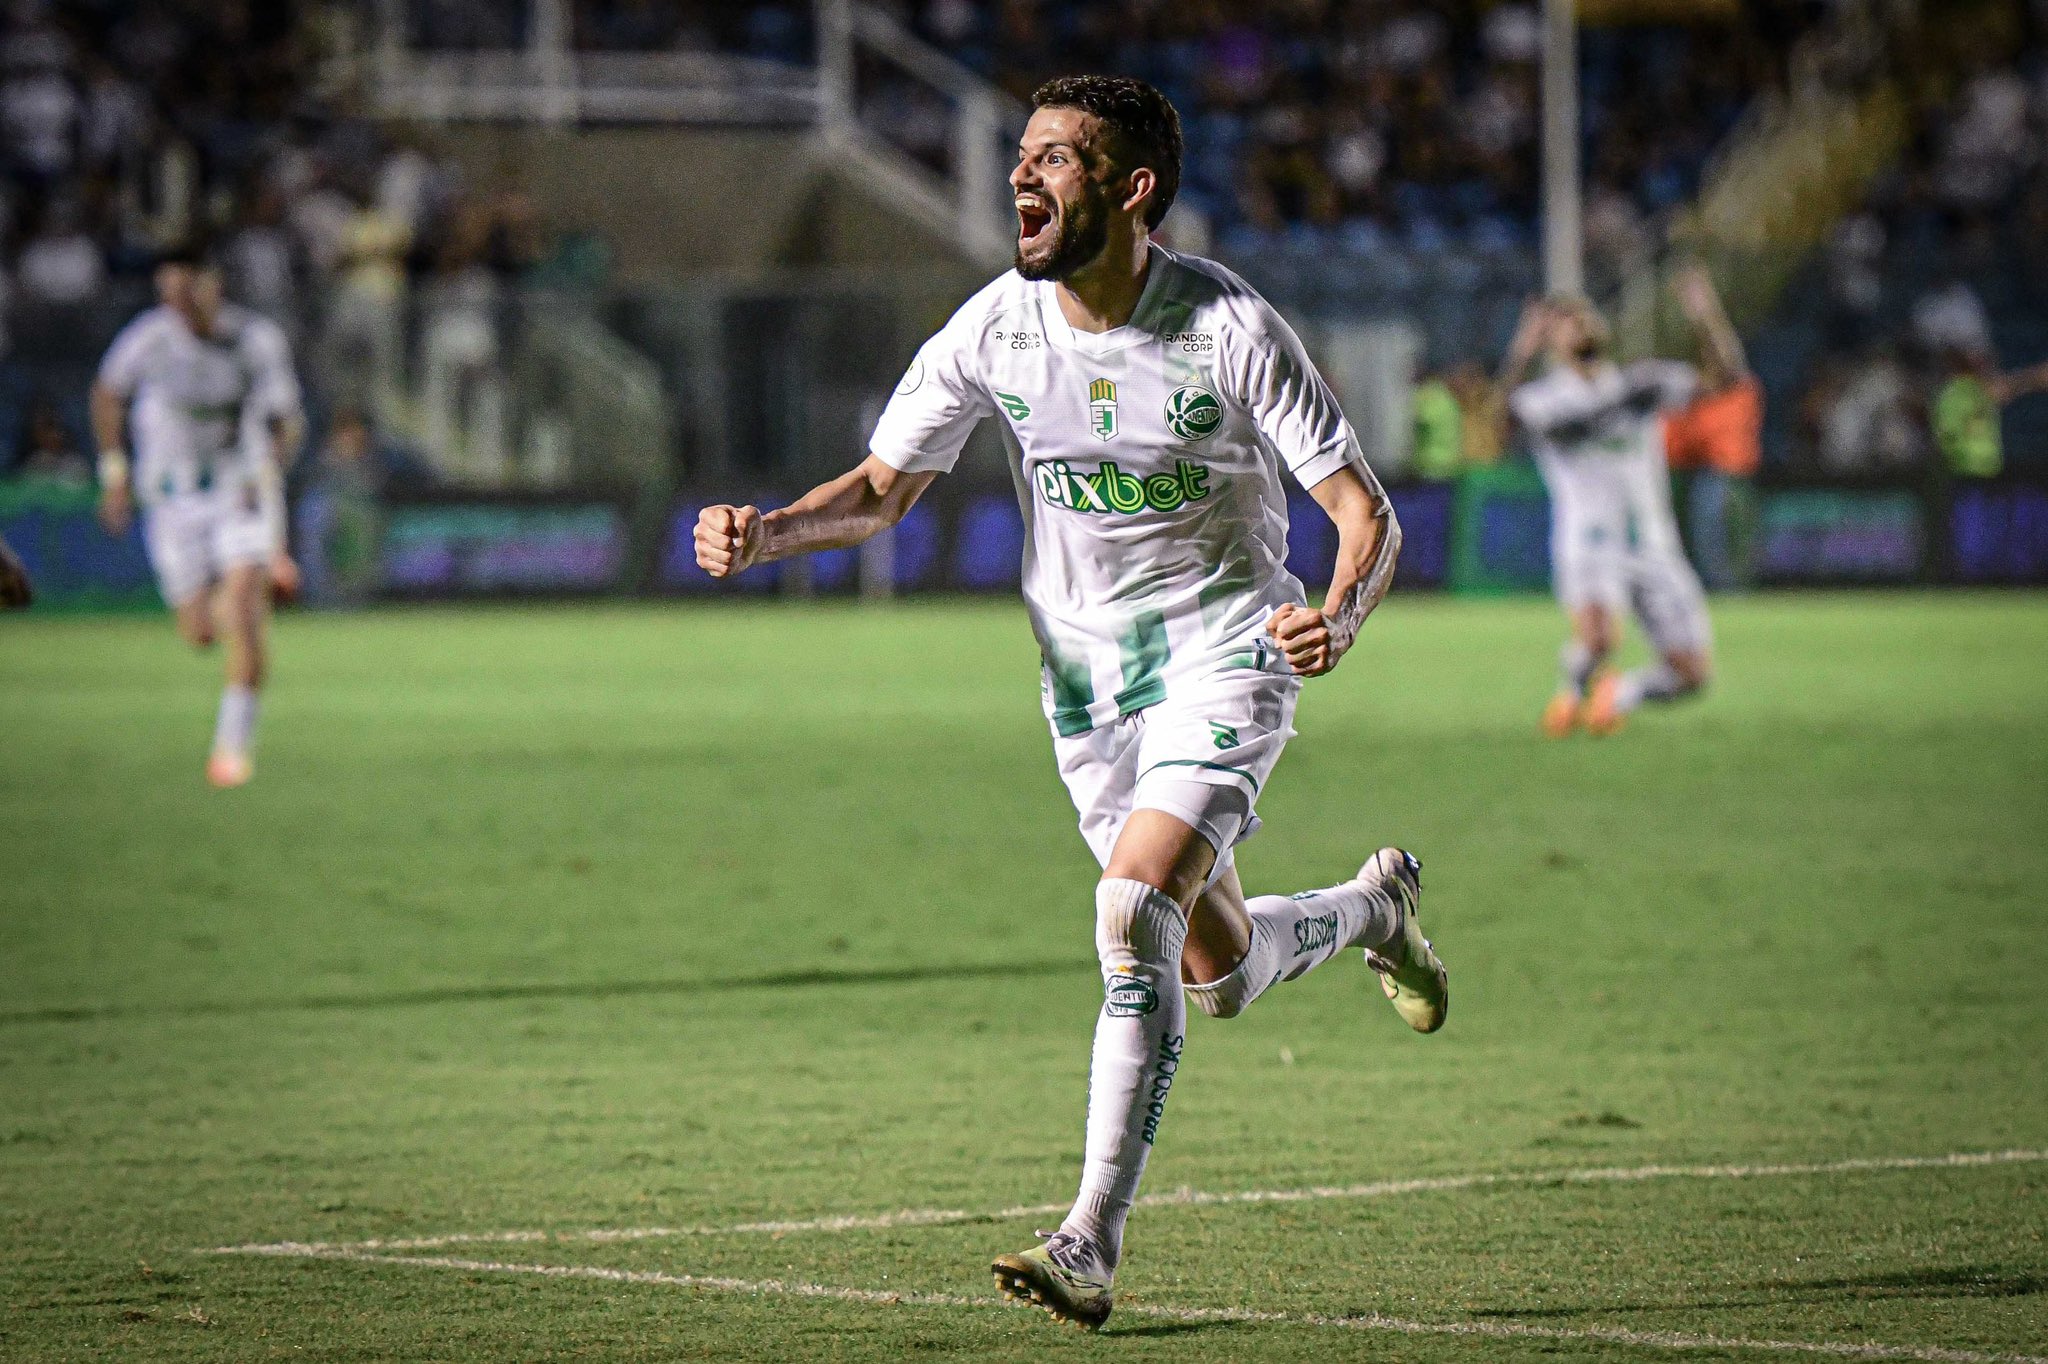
[[1054, 234, 1153, 334]]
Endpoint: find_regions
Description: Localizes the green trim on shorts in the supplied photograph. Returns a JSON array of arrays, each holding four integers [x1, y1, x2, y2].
[[1140, 758, 1261, 794]]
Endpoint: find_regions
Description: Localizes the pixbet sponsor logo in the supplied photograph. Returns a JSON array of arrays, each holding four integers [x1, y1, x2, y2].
[[1036, 458, 1212, 514]]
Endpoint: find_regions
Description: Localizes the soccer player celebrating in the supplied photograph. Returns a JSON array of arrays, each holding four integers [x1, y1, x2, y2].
[[695, 76, 1446, 1328], [1503, 268, 1740, 737], [94, 248, 305, 787]]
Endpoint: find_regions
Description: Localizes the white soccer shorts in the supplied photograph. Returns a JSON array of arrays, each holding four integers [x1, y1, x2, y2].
[[1555, 544, 1712, 657], [1050, 662, 1301, 886], [142, 485, 278, 607]]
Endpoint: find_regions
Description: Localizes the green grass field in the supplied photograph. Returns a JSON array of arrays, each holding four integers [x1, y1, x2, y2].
[[3, 594, 2045, 1363]]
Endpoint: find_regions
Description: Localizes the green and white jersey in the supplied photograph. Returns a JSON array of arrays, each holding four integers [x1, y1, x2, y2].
[[1509, 359, 1696, 562], [869, 245, 1373, 737], [97, 304, 302, 507]]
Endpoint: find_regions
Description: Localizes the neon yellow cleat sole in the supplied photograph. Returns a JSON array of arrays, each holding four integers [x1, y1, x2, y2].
[[1360, 848, 1448, 1034], [991, 1240, 1114, 1331]]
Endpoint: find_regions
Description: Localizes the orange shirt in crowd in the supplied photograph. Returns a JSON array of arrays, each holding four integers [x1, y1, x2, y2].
[[1665, 375, 1763, 476]]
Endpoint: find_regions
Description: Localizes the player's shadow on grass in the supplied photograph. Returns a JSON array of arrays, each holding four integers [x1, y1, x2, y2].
[[0, 958, 1094, 1026], [1106, 1320, 1256, 1338], [1470, 1263, 2046, 1318]]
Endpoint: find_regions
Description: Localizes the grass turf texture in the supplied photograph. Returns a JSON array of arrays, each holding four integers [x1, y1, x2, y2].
[[1, 593, 2043, 1363]]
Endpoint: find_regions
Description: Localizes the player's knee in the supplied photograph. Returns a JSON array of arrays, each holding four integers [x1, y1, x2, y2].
[[176, 608, 214, 649], [1184, 918, 1279, 1020], [1094, 877, 1187, 972]]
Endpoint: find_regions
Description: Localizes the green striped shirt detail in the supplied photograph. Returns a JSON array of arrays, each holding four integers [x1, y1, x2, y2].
[[1113, 609, 1170, 716]]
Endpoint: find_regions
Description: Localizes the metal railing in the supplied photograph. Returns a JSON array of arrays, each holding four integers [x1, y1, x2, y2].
[[815, 0, 1025, 270]]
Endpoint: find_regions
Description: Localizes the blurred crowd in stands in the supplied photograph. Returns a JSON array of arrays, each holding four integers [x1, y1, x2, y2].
[[896, 1, 1822, 271], [0, 0, 607, 489], [1788, 41, 2048, 479], [3, 0, 2046, 495]]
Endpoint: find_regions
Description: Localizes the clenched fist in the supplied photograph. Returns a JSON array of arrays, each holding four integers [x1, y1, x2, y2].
[[694, 504, 763, 578], [1267, 603, 1346, 677]]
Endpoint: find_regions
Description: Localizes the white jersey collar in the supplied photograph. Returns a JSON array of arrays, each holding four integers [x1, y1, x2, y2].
[[1036, 242, 1172, 357]]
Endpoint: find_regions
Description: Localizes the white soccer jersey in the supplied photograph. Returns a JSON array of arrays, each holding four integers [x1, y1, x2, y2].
[[97, 304, 302, 506], [869, 245, 1375, 737], [1509, 359, 1696, 563]]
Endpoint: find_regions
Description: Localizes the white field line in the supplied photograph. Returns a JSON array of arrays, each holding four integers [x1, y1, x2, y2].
[[208, 1147, 2048, 1256], [215, 1247, 2048, 1364]]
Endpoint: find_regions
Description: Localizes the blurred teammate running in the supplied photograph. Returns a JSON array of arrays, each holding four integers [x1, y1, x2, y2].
[[93, 247, 304, 786], [694, 76, 1446, 1329], [1502, 268, 1743, 736]]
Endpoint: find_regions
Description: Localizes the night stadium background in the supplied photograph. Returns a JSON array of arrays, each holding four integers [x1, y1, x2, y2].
[[2, 3, 2044, 1361]]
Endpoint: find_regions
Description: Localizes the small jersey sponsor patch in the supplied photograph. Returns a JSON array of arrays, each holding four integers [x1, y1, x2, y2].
[[1105, 970, 1158, 1017], [895, 358, 925, 395], [1088, 377, 1118, 442]]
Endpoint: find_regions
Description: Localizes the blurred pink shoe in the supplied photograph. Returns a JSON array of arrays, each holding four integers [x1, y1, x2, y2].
[[206, 750, 253, 788]]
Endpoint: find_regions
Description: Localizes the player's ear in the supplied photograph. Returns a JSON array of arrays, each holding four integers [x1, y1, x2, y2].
[[1121, 166, 1157, 221]]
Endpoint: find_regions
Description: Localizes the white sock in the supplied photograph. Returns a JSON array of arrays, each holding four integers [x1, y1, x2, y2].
[[212, 684, 260, 757], [1559, 640, 1598, 697], [1186, 878, 1399, 1019], [1613, 662, 1687, 713], [1058, 878, 1187, 1271]]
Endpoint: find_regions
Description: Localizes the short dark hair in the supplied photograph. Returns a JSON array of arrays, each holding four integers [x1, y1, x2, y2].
[[1031, 75, 1182, 230], [156, 241, 221, 272]]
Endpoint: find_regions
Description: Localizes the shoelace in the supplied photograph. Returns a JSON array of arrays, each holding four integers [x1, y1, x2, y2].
[[1035, 1230, 1103, 1279]]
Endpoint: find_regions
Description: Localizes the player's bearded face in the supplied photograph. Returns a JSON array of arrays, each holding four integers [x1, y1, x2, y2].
[[1014, 177, 1112, 281]]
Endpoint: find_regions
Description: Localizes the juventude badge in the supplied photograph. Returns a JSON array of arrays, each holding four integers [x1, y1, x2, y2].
[[1165, 384, 1222, 441], [1088, 377, 1118, 442]]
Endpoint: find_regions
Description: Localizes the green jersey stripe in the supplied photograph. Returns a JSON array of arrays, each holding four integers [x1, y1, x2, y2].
[[1114, 609, 1171, 716]]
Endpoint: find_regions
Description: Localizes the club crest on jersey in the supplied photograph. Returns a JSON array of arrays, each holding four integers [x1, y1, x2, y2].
[[1165, 384, 1223, 441], [1088, 377, 1118, 442]]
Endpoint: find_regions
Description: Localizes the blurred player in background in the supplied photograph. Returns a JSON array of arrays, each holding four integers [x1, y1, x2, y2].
[[694, 76, 1446, 1329], [93, 248, 304, 787], [1503, 268, 1742, 736]]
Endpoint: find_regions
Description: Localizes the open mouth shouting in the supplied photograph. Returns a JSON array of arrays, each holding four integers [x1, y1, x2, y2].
[[1016, 191, 1055, 251]]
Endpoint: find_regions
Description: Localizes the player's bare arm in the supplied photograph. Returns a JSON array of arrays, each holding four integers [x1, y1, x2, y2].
[[89, 379, 132, 535], [1498, 296, 1551, 391], [694, 455, 939, 578], [1675, 265, 1747, 381], [262, 413, 305, 597], [1267, 464, 1401, 678], [1982, 359, 2048, 405]]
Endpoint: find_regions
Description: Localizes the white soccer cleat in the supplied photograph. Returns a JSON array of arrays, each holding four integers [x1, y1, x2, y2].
[[1358, 848, 1448, 1033], [992, 1230, 1115, 1330]]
